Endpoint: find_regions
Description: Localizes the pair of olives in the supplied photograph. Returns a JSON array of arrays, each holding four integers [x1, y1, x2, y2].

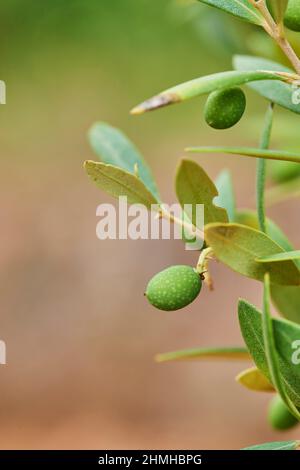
[[204, 87, 246, 130]]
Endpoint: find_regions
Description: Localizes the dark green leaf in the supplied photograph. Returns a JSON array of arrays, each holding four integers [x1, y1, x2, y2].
[[239, 299, 300, 407], [88, 122, 160, 200], [233, 55, 300, 114], [205, 223, 300, 285]]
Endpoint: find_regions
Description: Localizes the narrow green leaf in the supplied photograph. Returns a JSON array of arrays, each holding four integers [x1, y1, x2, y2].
[[262, 274, 288, 407], [233, 55, 300, 114], [88, 122, 160, 200], [176, 160, 228, 227], [215, 170, 236, 222], [156, 346, 250, 363], [186, 146, 300, 164], [198, 0, 264, 25], [236, 366, 275, 392], [84, 161, 159, 209], [239, 299, 300, 407], [131, 70, 293, 114], [205, 223, 300, 285], [256, 103, 274, 233], [243, 440, 299, 450], [257, 250, 300, 263]]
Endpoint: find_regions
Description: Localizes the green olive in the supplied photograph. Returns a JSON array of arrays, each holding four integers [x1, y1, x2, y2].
[[284, 0, 300, 32], [204, 87, 246, 130], [268, 395, 299, 430], [145, 265, 202, 311], [269, 160, 300, 184]]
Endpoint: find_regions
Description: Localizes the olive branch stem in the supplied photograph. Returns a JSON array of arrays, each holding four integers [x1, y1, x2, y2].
[[250, 0, 300, 74], [159, 205, 204, 241]]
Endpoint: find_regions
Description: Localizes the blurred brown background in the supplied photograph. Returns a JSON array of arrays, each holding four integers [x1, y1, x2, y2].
[[0, 0, 299, 449]]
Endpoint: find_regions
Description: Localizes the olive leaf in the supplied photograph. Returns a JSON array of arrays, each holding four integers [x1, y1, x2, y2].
[[234, 212, 300, 323], [236, 367, 275, 392], [233, 55, 300, 114], [176, 160, 228, 228], [84, 161, 159, 209], [215, 169, 236, 222], [197, 0, 264, 25], [257, 250, 300, 263], [186, 146, 300, 164], [271, 285, 300, 324], [156, 346, 250, 363], [243, 440, 300, 450], [262, 273, 290, 410], [205, 223, 300, 285], [131, 70, 292, 114], [88, 122, 160, 200], [238, 299, 300, 407], [234, 210, 294, 252]]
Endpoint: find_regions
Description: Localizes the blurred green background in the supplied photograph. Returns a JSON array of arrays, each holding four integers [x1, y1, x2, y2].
[[0, 0, 299, 449]]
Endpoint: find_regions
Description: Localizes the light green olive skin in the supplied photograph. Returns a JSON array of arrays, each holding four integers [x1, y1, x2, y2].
[[145, 265, 202, 311], [269, 160, 300, 184], [204, 87, 246, 130], [284, 0, 300, 32], [268, 395, 299, 430]]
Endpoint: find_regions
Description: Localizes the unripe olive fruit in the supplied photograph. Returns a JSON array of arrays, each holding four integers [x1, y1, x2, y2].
[[284, 0, 300, 32], [204, 87, 246, 129], [145, 265, 202, 311], [268, 395, 298, 430], [269, 160, 300, 184]]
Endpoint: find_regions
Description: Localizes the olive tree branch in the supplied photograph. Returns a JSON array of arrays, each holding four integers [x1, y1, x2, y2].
[[159, 205, 204, 241], [250, 0, 300, 74]]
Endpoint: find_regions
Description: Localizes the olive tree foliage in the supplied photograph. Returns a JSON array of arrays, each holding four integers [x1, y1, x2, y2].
[[84, 0, 300, 450]]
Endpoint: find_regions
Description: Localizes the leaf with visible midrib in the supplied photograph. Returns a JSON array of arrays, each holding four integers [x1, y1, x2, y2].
[[156, 346, 250, 363], [205, 223, 300, 285], [238, 299, 300, 407], [84, 161, 159, 209], [88, 122, 160, 200], [176, 160, 228, 227], [198, 0, 264, 25], [243, 440, 299, 450], [233, 55, 300, 115]]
